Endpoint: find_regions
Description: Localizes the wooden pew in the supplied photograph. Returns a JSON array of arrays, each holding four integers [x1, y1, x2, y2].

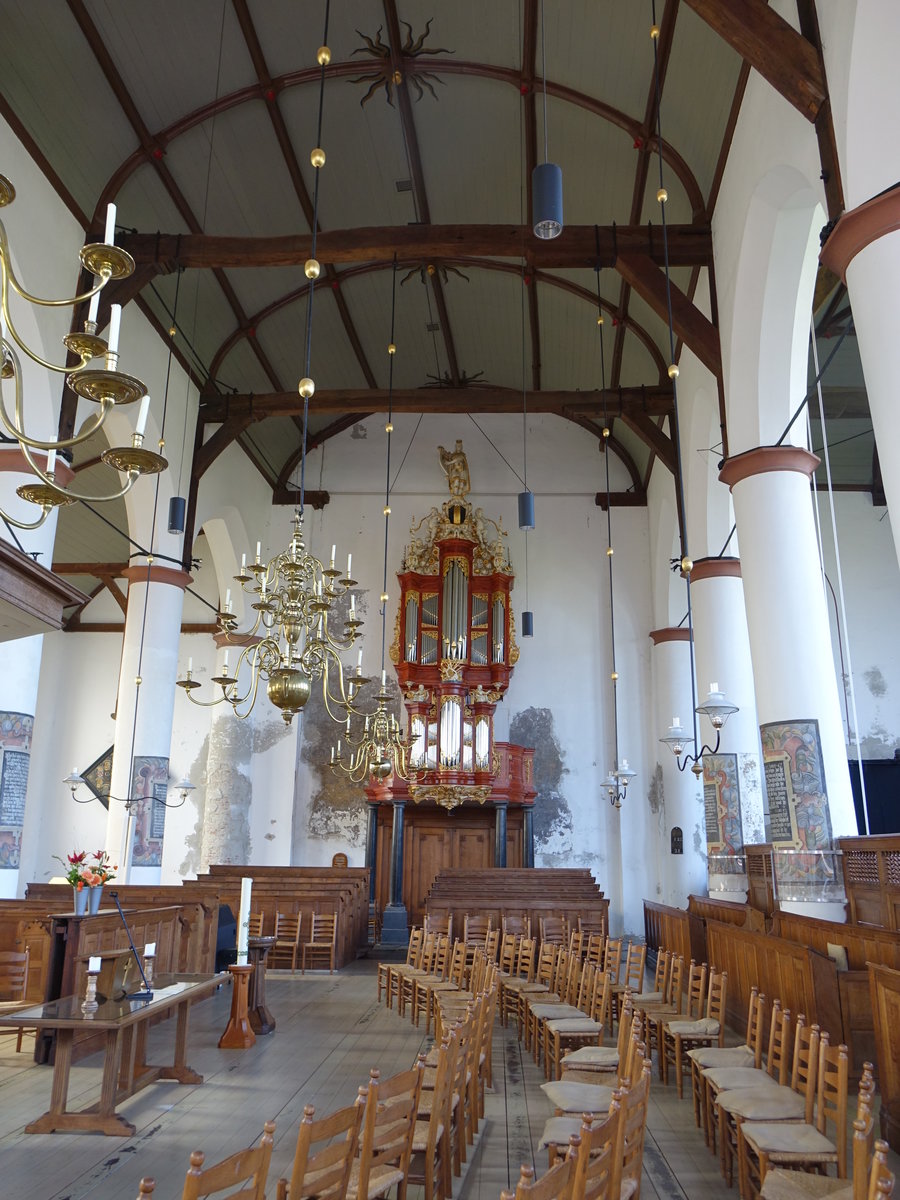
[[643, 900, 705, 967], [200, 866, 370, 968], [423, 868, 608, 942], [838, 834, 900, 930], [773, 909, 900, 1073], [687, 894, 766, 932], [705, 919, 842, 1048], [868, 962, 900, 1154]]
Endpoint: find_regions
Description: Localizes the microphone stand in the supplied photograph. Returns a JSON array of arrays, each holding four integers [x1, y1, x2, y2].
[[109, 890, 154, 1001]]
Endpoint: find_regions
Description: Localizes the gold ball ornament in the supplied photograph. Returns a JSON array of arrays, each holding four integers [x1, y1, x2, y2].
[[304, 258, 321, 279], [657, 188, 668, 203], [388, 343, 396, 355], [310, 147, 326, 168], [298, 377, 315, 399], [668, 363, 679, 379], [317, 45, 331, 65], [383, 504, 391, 516], [596, 314, 604, 325], [681, 556, 693, 574], [650, 24, 660, 39], [385, 421, 393, 433]]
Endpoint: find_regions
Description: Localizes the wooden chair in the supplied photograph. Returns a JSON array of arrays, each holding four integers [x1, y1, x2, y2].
[[578, 913, 608, 942], [270, 912, 303, 971], [758, 1062, 875, 1200], [688, 987, 766, 1136], [277, 1101, 364, 1200], [503, 914, 531, 939], [567, 1107, 623, 1200], [499, 936, 536, 1027], [544, 968, 612, 1081], [414, 939, 465, 1032], [631, 948, 672, 1005], [248, 912, 265, 938], [701, 1000, 792, 1153], [485, 928, 500, 963], [302, 912, 337, 974], [347, 1063, 424, 1200], [716, 1017, 821, 1187], [539, 916, 569, 948], [660, 968, 727, 1097], [616, 1057, 654, 1200], [610, 941, 646, 1026], [559, 983, 629, 1081], [541, 1026, 646, 1119], [513, 941, 559, 1038], [737, 1039, 850, 1200], [410, 1038, 453, 1200], [500, 1152, 577, 1200], [424, 913, 453, 940], [135, 1180, 156, 1200], [379, 927, 423, 1007], [0, 948, 31, 1052], [181, 1119, 275, 1200], [640, 958, 704, 1070], [332, 852, 349, 867]]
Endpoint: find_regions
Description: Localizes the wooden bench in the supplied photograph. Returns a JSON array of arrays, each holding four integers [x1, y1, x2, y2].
[[772, 909, 900, 1073], [869, 962, 900, 1153], [687, 894, 766, 932], [200, 866, 370, 968], [423, 868, 608, 943], [643, 900, 705, 967]]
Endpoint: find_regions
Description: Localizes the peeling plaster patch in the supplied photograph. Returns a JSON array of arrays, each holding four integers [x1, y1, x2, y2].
[[253, 717, 291, 754], [509, 707, 571, 849], [299, 589, 370, 848], [647, 763, 664, 814], [853, 727, 900, 758], [350, 424, 368, 439], [201, 716, 253, 866], [180, 733, 209, 877], [693, 823, 706, 858], [864, 667, 887, 698]]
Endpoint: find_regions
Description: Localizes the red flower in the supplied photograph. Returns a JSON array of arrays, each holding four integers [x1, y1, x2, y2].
[[68, 851, 86, 865]]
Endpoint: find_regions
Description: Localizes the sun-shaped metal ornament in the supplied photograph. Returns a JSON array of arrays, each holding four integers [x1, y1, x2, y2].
[[350, 20, 453, 106], [400, 263, 470, 287]]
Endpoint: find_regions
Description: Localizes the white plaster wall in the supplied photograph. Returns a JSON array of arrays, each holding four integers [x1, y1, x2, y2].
[[818, 494, 900, 759]]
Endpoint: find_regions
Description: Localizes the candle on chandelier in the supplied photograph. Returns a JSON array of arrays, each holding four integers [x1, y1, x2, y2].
[[103, 202, 117, 245], [46, 448, 56, 476], [350, 594, 355, 614], [134, 393, 150, 438], [381, 669, 386, 687], [187, 657, 193, 674], [331, 544, 336, 564], [87, 288, 100, 325], [357, 648, 363, 667], [223, 651, 230, 674], [346, 553, 352, 577], [621, 759, 629, 769], [330, 746, 335, 764], [256, 541, 261, 562], [710, 682, 718, 693], [240, 553, 246, 572], [672, 716, 680, 727]]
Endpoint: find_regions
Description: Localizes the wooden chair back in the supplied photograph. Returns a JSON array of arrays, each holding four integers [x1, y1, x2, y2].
[[406, 927, 425, 966], [590, 971, 612, 1032], [499, 933, 519, 974], [272, 913, 303, 969], [355, 1063, 424, 1200], [570, 1104, 622, 1200], [302, 912, 338, 973], [446, 939, 467, 987], [743, 987, 766, 1068], [181, 1119, 275, 1200], [621, 943, 646, 992], [787, 1016, 820, 1123], [813, 1036, 850, 1176], [867, 1141, 894, 1200], [135, 1179, 155, 1199], [463, 913, 491, 946], [331, 852, 349, 868], [685, 960, 708, 1020], [515, 937, 537, 981], [502, 1153, 576, 1200], [0, 949, 29, 1001], [540, 916, 568, 947], [603, 939, 623, 985], [575, 962, 595, 1013], [614, 996, 635, 1067], [662, 955, 686, 1013], [535, 942, 558, 988], [704, 969, 727, 1040], [616, 1058, 653, 1198], [585, 933, 606, 968], [763, 1000, 792, 1084], [578, 912, 608, 941], [424, 912, 453, 939], [277, 1101, 363, 1200], [485, 928, 500, 963], [648, 948, 672, 995], [568, 930, 585, 961], [503, 914, 531, 939], [247, 913, 264, 938], [850, 1064, 876, 1200]]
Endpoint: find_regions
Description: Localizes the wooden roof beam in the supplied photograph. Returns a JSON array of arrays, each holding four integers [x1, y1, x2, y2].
[[117, 225, 713, 273], [682, 0, 826, 120]]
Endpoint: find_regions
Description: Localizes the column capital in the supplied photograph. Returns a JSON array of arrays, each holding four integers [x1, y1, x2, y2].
[[0, 445, 75, 486], [719, 445, 819, 489], [690, 556, 742, 582], [649, 627, 692, 645], [820, 184, 900, 283], [122, 562, 193, 590]]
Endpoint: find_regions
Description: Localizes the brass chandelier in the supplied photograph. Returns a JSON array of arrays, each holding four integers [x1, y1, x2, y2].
[[0, 185, 165, 527], [177, 514, 366, 726]]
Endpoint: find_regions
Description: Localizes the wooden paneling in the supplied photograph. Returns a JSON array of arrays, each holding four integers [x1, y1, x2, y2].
[[687, 894, 766, 932], [839, 835, 900, 930], [643, 901, 704, 968], [869, 962, 900, 1153]]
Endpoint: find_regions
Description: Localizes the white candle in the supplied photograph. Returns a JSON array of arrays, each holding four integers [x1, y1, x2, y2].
[[241, 553, 246, 571], [187, 657, 193, 674], [103, 202, 117, 245], [331, 544, 336, 564], [222, 651, 230, 673], [621, 759, 629, 769], [357, 649, 363, 667], [144, 942, 156, 958], [134, 393, 150, 437], [256, 541, 261, 561], [236, 877, 252, 964], [710, 682, 718, 694], [672, 716, 680, 727], [346, 553, 352, 577], [382, 669, 386, 687], [330, 746, 335, 764], [225, 588, 231, 610], [87, 289, 100, 325], [88, 956, 101, 973], [46, 448, 56, 476], [350, 594, 355, 613], [107, 304, 121, 357]]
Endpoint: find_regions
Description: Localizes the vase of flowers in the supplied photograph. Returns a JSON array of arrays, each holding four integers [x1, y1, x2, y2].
[[54, 849, 117, 916]]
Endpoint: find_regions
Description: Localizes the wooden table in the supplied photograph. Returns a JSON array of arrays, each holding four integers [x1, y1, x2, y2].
[[0, 972, 225, 1136]]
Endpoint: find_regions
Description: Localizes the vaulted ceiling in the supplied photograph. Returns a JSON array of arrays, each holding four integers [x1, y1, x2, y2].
[[0, 0, 873, 593]]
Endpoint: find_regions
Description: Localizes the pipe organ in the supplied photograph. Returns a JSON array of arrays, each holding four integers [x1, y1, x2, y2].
[[367, 443, 536, 930]]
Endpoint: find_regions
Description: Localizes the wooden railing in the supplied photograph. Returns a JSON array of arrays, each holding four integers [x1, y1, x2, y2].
[[838, 835, 900, 930], [642, 900, 705, 967], [687, 894, 766, 932]]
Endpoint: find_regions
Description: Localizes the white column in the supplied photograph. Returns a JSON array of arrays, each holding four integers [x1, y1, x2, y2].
[[719, 447, 856, 845], [820, 191, 900, 566], [649, 629, 706, 907], [690, 557, 766, 898], [106, 563, 190, 881], [0, 448, 69, 896]]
